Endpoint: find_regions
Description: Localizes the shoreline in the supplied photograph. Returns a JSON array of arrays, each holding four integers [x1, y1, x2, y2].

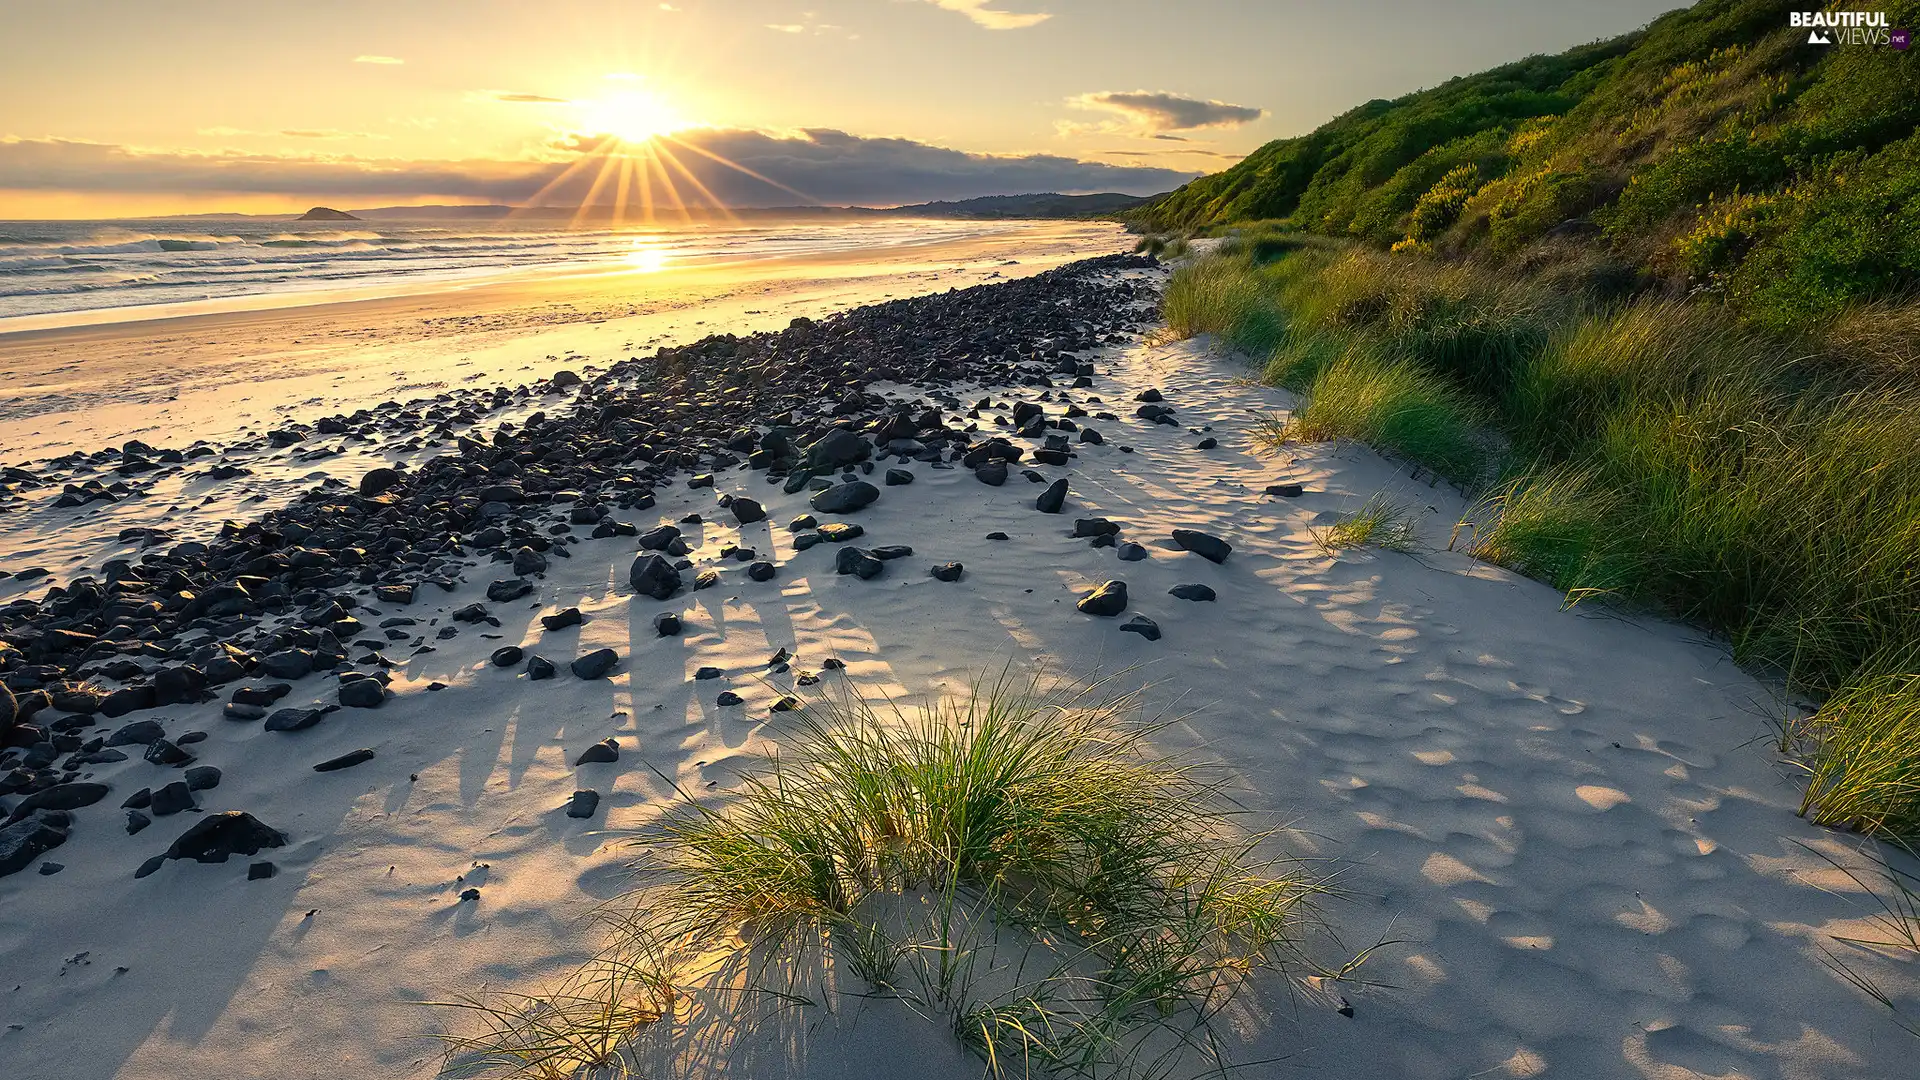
[[0, 246, 1914, 1080]]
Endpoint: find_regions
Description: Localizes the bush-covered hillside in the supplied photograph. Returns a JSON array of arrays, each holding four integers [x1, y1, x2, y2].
[[1133, 0, 1920, 327]]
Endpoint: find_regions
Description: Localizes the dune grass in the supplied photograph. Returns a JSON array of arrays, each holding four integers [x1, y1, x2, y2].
[[433, 671, 1332, 1079], [1312, 494, 1421, 555], [1163, 239, 1920, 846]]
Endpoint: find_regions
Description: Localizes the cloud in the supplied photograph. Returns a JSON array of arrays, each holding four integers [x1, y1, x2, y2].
[[923, 0, 1050, 30], [767, 23, 805, 32], [281, 129, 376, 140], [494, 92, 569, 103], [659, 2, 678, 9], [1070, 90, 1264, 133], [353, 55, 403, 65], [0, 130, 1197, 208]]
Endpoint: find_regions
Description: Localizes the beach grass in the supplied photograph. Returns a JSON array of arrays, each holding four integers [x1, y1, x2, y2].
[[1312, 494, 1421, 555], [1163, 239, 1920, 845], [434, 670, 1330, 1079]]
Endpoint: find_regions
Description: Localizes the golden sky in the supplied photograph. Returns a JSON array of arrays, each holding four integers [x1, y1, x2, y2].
[[0, 0, 1682, 218]]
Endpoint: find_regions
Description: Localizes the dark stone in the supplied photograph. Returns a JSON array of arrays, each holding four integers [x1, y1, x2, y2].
[[126, 809, 151, 835], [870, 545, 913, 560], [1036, 478, 1068, 514], [150, 781, 195, 816], [930, 562, 964, 582], [884, 468, 914, 486], [491, 646, 524, 667], [248, 861, 277, 880], [1135, 388, 1163, 403], [231, 683, 292, 707], [1071, 518, 1119, 538], [574, 738, 619, 765], [1117, 542, 1149, 562], [716, 691, 743, 706], [975, 462, 1008, 486], [816, 522, 864, 543], [986, 531, 1009, 541], [163, 810, 287, 863], [1119, 615, 1162, 641], [653, 611, 682, 636], [106, 719, 165, 747], [487, 578, 533, 603], [1195, 437, 1218, 450], [804, 428, 871, 470], [835, 547, 884, 579], [629, 554, 682, 600], [338, 677, 385, 709], [542, 607, 583, 631], [566, 789, 601, 819], [1169, 583, 1217, 602], [0, 810, 70, 878], [747, 560, 777, 582], [571, 649, 619, 680], [694, 666, 723, 680], [184, 765, 222, 790], [810, 481, 880, 514], [512, 548, 549, 576], [259, 649, 315, 680], [730, 497, 767, 524], [526, 655, 557, 681], [1264, 482, 1305, 498], [358, 467, 401, 497], [1171, 528, 1232, 563], [637, 524, 682, 551], [5, 781, 109, 823], [1076, 580, 1128, 617], [264, 708, 324, 732], [314, 748, 376, 772]]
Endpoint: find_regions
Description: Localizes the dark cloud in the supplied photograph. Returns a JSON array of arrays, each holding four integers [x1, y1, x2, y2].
[[1072, 91, 1265, 133], [0, 130, 1198, 207]]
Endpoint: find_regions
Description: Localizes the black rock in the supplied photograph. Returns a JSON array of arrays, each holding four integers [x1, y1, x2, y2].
[[259, 649, 315, 680], [884, 468, 914, 486], [265, 708, 324, 732], [571, 649, 619, 680], [637, 524, 682, 551], [1072, 518, 1119, 538], [1196, 437, 1218, 450], [1076, 580, 1128, 617], [185, 765, 222, 790], [126, 809, 151, 835], [526, 655, 557, 681], [566, 789, 601, 819], [150, 781, 195, 816], [1169, 583, 1217, 602], [231, 683, 293, 707], [163, 810, 287, 863], [871, 545, 913, 560], [629, 554, 683, 600], [694, 666, 723, 680], [1264, 482, 1305, 498], [314, 748, 376, 772], [653, 611, 683, 636], [1136, 388, 1163, 403], [716, 691, 743, 706], [491, 646, 524, 667], [975, 462, 1008, 486], [338, 677, 386, 709], [1171, 528, 1232, 564], [0, 810, 70, 878], [487, 578, 533, 603], [575, 738, 620, 765], [804, 428, 871, 470], [1036, 478, 1068, 514], [986, 531, 1010, 541], [1079, 427, 1104, 445], [747, 560, 777, 582], [542, 607, 583, 631], [512, 548, 549, 576], [1119, 615, 1162, 641], [930, 562, 964, 582], [106, 720, 165, 747], [816, 522, 865, 543], [730, 497, 767, 524], [810, 481, 880, 514], [6, 781, 109, 823], [248, 861, 277, 880], [835, 547, 885, 579], [358, 467, 401, 497]]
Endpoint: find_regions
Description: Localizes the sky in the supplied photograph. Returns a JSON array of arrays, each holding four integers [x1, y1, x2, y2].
[[0, 0, 1686, 219]]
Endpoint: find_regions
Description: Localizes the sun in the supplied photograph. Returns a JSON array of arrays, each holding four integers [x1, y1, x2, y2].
[[578, 90, 687, 144]]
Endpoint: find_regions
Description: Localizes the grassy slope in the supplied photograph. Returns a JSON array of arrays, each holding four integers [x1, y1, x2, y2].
[[1134, 0, 1920, 328]]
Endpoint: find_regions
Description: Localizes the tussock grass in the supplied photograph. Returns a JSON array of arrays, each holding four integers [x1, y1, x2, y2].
[[1313, 494, 1421, 555], [434, 671, 1331, 1079], [1798, 668, 1920, 842]]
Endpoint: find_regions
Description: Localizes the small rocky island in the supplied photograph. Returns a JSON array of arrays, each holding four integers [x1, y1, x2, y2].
[[296, 206, 359, 221]]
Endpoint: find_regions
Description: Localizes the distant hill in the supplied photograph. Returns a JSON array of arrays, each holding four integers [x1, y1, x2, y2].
[[343, 192, 1149, 222], [1131, 0, 1920, 325], [296, 206, 359, 221]]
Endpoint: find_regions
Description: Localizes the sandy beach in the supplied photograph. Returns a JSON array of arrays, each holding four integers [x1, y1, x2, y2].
[[2, 233, 1917, 1080]]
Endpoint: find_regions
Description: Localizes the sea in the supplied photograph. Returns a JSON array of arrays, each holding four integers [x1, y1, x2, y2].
[[0, 215, 1016, 325]]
